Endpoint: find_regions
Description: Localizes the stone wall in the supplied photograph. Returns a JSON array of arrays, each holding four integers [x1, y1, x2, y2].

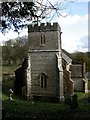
[[27, 22, 62, 98], [28, 22, 61, 51], [14, 22, 75, 101], [28, 31, 61, 51], [28, 23, 61, 32], [71, 65, 83, 78], [63, 69, 74, 102], [29, 51, 59, 97], [72, 78, 83, 92], [71, 64, 88, 92]]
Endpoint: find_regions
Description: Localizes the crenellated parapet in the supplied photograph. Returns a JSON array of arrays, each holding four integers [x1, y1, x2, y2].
[[28, 22, 61, 32]]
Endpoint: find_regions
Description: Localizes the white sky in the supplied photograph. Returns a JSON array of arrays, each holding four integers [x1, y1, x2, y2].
[[0, 0, 89, 53], [57, 13, 88, 53], [56, 1, 88, 53]]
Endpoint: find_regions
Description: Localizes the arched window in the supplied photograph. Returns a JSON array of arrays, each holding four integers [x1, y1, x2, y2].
[[40, 73, 47, 88]]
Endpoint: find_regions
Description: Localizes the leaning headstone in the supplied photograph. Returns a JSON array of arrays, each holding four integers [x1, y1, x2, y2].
[[9, 89, 13, 101], [70, 94, 79, 110]]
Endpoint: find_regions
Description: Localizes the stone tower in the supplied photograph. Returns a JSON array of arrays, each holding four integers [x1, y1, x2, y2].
[[26, 22, 64, 102]]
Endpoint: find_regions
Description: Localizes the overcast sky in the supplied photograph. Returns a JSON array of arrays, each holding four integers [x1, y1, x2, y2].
[[0, 0, 89, 53]]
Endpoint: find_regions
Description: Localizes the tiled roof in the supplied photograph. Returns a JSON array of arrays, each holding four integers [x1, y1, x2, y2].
[[62, 51, 72, 64]]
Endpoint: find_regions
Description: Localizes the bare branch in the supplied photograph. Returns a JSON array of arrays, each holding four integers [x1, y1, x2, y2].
[[0, 0, 75, 33]]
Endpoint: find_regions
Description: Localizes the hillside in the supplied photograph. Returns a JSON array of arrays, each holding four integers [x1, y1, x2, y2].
[[1, 39, 90, 71]]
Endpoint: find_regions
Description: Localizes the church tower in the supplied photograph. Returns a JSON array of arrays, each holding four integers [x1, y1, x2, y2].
[[26, 22, 64, 102]]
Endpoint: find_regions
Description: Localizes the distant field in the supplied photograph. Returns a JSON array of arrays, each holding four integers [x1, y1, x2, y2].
[[2, 65, 20, 74]]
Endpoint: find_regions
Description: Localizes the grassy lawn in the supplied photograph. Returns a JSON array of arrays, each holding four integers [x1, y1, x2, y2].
[[2, 92, 90, 111], [2, 98, 70, 112], [75, 92, 89, 100], [2, 92, 90, 119], [2, 68, 90, 112], [75, 92, 90, 111], [2, 65, 90, 119]]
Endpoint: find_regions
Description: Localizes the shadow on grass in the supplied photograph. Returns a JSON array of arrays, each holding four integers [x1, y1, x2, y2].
[[2, 99, 90, 120], [2, 77, 90, 120], [2, 92, 90, 120]]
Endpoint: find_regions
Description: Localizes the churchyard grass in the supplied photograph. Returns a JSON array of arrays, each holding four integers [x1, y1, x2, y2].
[[75, 92, 90, 111], [75, 92, 89, 101], [2, 80, 90, 119], [2, 70, 90, 112], [2, 99, 70, 112], [2, 65, 90, 119], [2, 91, 90, 113], [2, 92, 90, 119]]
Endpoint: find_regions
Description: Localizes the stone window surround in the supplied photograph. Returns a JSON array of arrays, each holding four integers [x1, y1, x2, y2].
[[40, 33, 45, 46], [40, 72, 48, 88]]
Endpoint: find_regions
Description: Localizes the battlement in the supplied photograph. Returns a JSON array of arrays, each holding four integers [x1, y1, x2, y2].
[[28, 22, 61, 32]]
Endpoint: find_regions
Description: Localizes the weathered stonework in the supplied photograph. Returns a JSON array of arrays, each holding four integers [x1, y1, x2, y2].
[[27, 23, 64, 101], [71, 64, 88, 93], [14, 22, 88, 102]]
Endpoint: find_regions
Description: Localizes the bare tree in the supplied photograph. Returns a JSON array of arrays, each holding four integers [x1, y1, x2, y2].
[[0, 0, 75, 33]]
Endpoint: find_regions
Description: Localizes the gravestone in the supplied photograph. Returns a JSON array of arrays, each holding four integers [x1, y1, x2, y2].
[[9, 89, 13, 101], [70, 94, 79, 110]]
